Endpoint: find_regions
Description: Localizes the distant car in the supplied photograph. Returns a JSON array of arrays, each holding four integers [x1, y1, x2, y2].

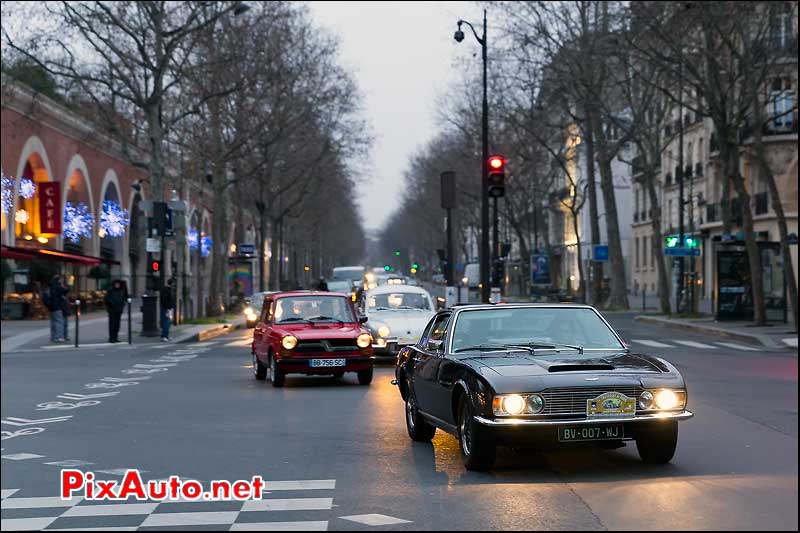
[[363, 285, 436, 357], [244, 291, 275, 328], [252, 291, 375, 386], [395, 304, 693, 470], [327, 279, 354, 293], [332, 266, 365, 287]]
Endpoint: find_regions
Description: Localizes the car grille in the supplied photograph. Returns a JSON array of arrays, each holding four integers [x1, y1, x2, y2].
[[541, 386, 644, 416], [295, 339, 359, 353]]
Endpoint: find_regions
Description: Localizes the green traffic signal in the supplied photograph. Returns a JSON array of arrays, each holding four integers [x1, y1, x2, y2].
[[412, 262, 419, 269], [384, 265, 391, 272], [394, 250, 401, 257], [665, 236, 679, 248]]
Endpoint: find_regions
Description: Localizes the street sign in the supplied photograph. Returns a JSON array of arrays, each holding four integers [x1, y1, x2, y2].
[[238, 243, 255, 255], [664, 247, 700, 256], [146, 238, 161, 253], [593, 245, 609, 262]]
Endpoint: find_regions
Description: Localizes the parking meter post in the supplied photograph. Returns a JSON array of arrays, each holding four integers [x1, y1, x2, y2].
[[74, 299, 80, 348], [127, 298, 132, 345]]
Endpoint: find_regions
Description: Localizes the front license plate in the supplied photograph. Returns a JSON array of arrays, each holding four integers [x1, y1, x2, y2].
[[558, 425, 623, 442], [309, 358, 346, 368]]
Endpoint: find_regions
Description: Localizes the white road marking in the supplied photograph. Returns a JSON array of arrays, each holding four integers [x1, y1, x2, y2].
[[265, 480, 336, 491], [230, 522, 329, 531], [44, 460, 94, 467], [61, 502, 159, 517], [58, 392, 120, 400], [714, 342, 761, 352], [241, 498, 334, 512], [95, 468, 148, 476], [0, 496, 82, 509], [0, 517, 59, 531], [1, 489, 20, 499], [1, 428, 45, 440], [139, 511, 239, 527], [2, 453, 45, 460], [673, 340, 718, 349], [339, 514, 412, 526], [40, 343, 115, 350], [782, 337, 798, 348], [2, 416, 73, 426], [631, 339, 674, 348]]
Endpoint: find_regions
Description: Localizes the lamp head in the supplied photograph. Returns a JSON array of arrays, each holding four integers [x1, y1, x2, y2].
[[454, 21, 465, 43]]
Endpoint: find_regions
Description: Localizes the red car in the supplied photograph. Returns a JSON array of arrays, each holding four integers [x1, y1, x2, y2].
[[252, 291, 375, 387]]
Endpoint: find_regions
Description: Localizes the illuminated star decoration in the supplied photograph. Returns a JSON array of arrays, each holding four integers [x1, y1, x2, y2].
[[188, 228, 199, 251], [63, 202, 94, 243], [19, 177, 36, 199], [200, 234, 212, 258], [100, 200, 129, 238], [1, 174, 12, 214]]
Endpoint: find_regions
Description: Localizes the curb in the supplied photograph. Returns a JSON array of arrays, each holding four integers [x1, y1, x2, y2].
[[180, 320, 244, 343], [634, 315, 782, 348]]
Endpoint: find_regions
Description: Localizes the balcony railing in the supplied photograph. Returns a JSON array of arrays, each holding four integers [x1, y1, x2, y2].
[[755, 192, 769, 215]]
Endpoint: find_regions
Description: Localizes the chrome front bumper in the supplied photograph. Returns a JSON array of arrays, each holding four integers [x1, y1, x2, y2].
[[474, 410, 694, 427]]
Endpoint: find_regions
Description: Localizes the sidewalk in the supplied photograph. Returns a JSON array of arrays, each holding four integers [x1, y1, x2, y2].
[[1, 310, 245, 353], [634, 315, 797, 349]]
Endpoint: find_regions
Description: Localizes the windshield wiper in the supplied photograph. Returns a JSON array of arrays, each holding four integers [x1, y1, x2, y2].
[[519, 342, 584, 354], [307, 316, 344, 325], [454, 343, 535, 354], [279, 317, 309, 323]]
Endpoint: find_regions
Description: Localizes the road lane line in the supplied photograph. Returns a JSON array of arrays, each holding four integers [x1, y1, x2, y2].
[[264, 480, 336, 491], [714, 342, 761, 352], [139, 511, 239, 527], [673, 340, 718, 349], [1, 453, 45, 460], [61, 502, 159, 517], [631, 339, 674, 348], [230, 522, 329, 531], [241, 498, 333, 512], [1, 489, 19, 499]]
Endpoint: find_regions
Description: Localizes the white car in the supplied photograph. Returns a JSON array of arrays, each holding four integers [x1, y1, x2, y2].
[[362, 285, 436, 357]]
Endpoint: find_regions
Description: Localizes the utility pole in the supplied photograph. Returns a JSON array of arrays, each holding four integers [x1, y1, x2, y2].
[[677, 59, 685, 314]]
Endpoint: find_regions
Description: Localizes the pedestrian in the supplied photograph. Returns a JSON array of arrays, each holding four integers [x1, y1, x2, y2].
[[160, 278, 174, 341], [105, 279, 127, 343], [46, 274, 67, 342], [60, 277, 71, 342], [315, 276, 329, 291]]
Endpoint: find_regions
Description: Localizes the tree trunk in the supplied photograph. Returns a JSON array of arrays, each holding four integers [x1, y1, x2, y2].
[[729, 170, 767, 325], [645, 172, 672, 315], [268, 218, 280, 291], [583, 110, 603, 306], [207, 95, 227, 317], [572, 210, 586, 303]]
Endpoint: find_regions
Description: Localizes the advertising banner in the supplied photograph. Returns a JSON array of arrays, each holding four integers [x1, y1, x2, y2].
[[38, 181, 61, 234]]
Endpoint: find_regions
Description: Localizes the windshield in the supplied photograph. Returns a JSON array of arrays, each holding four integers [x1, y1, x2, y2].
[[332, 267, 364, 282], [249, 293, 268, 313], [327, 281, 353, 293], [274, 296, 355, 324], [451, 307, 624, 352], [368, 292, 431, 311]]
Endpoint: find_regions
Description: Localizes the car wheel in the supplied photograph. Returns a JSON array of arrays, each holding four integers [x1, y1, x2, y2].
[[253, 352, 266, 381], [357, 366, 373, 385], [636, 421, 678, 464], [270, 353, 285, 388], [405, 380, 436, 442], [332, 371, 345, 378], [457, 395, 495, 471]]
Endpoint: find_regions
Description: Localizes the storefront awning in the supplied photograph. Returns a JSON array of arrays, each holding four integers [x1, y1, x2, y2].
[[1, 245, 120, 266]]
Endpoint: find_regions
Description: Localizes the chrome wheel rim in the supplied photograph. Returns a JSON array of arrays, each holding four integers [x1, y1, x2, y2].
[[406, 395, 416, 430], [460, 407, 472, 456]]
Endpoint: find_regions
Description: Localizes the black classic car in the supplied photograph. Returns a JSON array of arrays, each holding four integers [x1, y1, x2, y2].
[[394, 304, 693, 470]]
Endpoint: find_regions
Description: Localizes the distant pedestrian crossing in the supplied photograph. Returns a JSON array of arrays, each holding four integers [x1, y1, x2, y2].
[[631, 339, 766, 351]]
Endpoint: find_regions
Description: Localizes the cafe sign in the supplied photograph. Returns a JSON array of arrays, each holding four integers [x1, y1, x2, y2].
[[38, 182, 62, 234]]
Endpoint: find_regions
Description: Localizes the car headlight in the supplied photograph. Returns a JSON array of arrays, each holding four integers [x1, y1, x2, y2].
[[639, 390, 654, 410], [639, 389, 685, 411], [493, 393, 545, 416], [246, 312, 257, 321], [244, 307, 253, 315], [377, 325, 391, 338], [281, 335, 298, 350], [655, 389, 680, 410], [357, 333, 372, 348]]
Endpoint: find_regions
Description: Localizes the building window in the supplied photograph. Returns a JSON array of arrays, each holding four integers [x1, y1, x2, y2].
[[770, 78, 794, 131], [642, 236, 648, 268], [770, 2, 792, 49], [635, 237, 640, 270]]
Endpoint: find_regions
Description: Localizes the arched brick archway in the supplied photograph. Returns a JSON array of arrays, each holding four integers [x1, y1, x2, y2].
[[62, 154, 95, 257], [98, 170, 126, 282], [12, 136, 55, 246]]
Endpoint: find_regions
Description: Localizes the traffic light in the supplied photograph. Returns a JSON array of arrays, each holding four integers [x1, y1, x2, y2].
[[150, 260, 161, 273], [412, 262, 419, 270], [394, 250, 401, 257], [665, 235, 698, 248], [384, 265, 391, 272], [487, 155, 505, 198], [665, 235, 680, 248]]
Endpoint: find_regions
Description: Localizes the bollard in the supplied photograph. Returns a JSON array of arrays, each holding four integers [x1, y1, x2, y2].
[[642, 287, 646, 312], [127, 298, 132, 345], [74, 299, 81, 348]]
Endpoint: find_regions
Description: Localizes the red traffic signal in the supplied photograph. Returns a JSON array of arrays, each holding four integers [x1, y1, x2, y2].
[[151, 260, 160, 272], [488, 155, 505, 170], [487, 155, 506, 198]]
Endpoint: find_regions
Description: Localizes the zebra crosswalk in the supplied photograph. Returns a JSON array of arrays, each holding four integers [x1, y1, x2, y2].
[[0, 479, 411, 531], [631, 339, 764, 351]]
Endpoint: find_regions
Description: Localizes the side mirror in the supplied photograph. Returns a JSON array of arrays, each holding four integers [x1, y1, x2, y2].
[[359, 315, 368, 324], [426, 339, 444, 352]]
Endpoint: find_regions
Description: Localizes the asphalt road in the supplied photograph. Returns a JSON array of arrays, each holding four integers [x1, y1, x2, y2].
[[1, 313, 797, 530]]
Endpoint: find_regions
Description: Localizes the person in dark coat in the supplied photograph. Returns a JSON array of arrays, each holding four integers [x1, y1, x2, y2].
[[105, 279, 127, 343], [160, 278, 174, 341], [47, 275, 68, 342], [315, 277, 329, 291]]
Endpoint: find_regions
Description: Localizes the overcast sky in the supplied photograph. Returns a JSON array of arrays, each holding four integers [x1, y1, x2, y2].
[[308, 1, 483, 233]]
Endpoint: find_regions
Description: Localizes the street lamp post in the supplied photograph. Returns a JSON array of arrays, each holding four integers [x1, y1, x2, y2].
[[455, 9, 490, 303]]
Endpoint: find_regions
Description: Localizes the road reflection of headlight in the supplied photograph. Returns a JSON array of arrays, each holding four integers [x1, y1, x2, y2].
[[655, 389, 679, 409]]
